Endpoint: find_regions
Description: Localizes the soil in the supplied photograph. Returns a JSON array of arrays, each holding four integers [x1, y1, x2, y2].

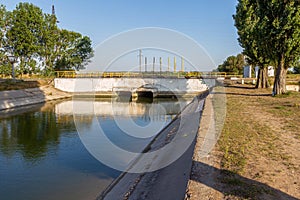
[[186, 85, 300, 200]]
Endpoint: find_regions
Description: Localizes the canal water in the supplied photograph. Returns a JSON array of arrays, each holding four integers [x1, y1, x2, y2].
[[0, 98, 191, 200]]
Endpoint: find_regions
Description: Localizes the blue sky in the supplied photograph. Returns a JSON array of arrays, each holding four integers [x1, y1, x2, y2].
[[2, 0, 242, 71]]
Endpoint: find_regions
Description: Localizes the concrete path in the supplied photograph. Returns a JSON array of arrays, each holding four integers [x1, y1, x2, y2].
[[99, 95, 206, 200]]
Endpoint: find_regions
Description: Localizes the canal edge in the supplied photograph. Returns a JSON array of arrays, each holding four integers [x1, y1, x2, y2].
[[97, 90, 210, 200]]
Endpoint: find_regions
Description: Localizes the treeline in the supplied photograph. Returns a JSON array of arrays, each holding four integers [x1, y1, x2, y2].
[[294, 64, 300, 74], [217, 53, 245, 75], [217, 54, 300, 75], [234, 0, 300, 95], [0, 3, 93, 77]]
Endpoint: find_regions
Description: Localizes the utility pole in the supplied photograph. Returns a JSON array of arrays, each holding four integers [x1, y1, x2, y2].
[[174, 57, 176, 73], [153, 57, 155, 76], [168, 57, 170, 72], [52, 5, 60, 23], [160, 57, 162, 76], [145, 57, 147, 72], [138, 49, 143, 73], [181, 57, 184, 72], [52, 5, 55, 15]]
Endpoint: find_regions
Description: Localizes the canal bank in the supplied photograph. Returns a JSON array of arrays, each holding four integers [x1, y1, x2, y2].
[[186, 85, 300, 200], [98, 91, 209, 200], [0, 85, 71, 111]]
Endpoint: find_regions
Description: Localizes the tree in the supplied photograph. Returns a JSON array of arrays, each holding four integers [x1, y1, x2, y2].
[[218, 53, 245, 75], [55, 30, 93, 71], [73, 36, 93, 69], [234, 0, 271, 88], [39, 13, 59, 73], [234, 0, 300, 94], [6, 3, 44, 76], [293, 60, 300, 74], [0, 5, 14, 77], [0, 5, 6, 72], [2, 2, 93, 77], [294, 67, 300, 74], [257, 1, 300, 95], [0, 5, 6, 52]]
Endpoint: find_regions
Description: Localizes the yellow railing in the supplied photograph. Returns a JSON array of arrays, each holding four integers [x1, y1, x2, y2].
[[55, 71, 143, 78], [55, 71, 243, 79]]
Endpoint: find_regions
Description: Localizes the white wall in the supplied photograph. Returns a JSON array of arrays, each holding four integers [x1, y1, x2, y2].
[[243, 66, 252, 78], [54, 78, 208, 93]]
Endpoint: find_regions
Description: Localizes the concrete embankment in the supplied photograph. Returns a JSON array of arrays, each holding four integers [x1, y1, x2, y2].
[[54, 78, 208, 96], [0, 85, 71, 111], [98, 91, 209, 200]]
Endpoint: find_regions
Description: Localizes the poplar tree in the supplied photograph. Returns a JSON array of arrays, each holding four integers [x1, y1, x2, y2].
[[234, 0, 300, 94], [258, 0, 300, 95], [234, 0, 271, 88]]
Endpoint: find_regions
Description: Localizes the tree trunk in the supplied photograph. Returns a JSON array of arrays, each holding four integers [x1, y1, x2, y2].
[[20, 57, 24, 78], [256, 67, 270, 88], [273, 57, 287, 95]]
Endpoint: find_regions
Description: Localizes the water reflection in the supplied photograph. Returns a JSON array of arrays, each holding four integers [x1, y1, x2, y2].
[[1, 110, 64, 161], [0, 98, 191, 200], [56, 98, 184, 117]]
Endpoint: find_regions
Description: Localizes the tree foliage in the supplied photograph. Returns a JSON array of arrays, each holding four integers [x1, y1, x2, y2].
[[217, 53, 245, 75], [7, 3, 44, 76], [55, 30, 93, 71], [259, 0, 300, 95], [234, 0, 300, 94], [234, 0, 271, 88], [39, 13, 59, 71], [0, 6, 8, 65], [0, 2, 93, 77], [294, 61, 300, 74]]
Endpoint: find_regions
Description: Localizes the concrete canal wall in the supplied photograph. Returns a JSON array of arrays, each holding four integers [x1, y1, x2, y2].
[[54, 78, 208, 96], [0, 86, 71, 111]]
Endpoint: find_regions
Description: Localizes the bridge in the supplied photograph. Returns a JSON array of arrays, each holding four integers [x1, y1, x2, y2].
[[54, 77, 208, 100], [54, 71, 242, 100], [55, 71, 242, 79]]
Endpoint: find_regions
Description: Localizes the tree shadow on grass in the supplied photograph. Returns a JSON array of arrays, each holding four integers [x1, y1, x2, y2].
[[225, 85, 257, 90], [211, 85, 271, 97], [190, 161, 298, 200], [212, 91, 272, 97]]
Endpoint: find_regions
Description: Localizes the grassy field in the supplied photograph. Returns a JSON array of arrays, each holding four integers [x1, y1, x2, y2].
[[217, 85, 300, 199]]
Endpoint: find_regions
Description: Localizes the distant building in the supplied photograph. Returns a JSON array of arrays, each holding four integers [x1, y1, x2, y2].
[[254, 66, 275, 78], [243, 65, 252, 78], [268, 66, 275, 77], [255, 66, 260, 78]]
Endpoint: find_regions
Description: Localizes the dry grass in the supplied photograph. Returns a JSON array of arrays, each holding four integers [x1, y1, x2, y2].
[[217, 85, 300, 199], [0, 79, 51, 91]]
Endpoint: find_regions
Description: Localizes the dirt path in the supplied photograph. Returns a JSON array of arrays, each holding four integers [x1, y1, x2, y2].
[[187, 85, 300, 200]]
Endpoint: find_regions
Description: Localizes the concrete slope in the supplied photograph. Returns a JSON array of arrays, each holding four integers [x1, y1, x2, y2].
[[100, 95, 206, 200], [0, 85, 71, 111]]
